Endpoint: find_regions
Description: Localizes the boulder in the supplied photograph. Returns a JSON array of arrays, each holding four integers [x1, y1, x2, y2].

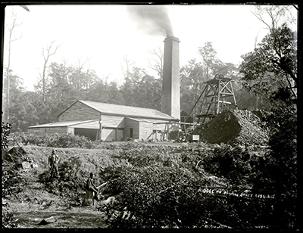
[[31, 163, 38, 168], [21, 161, 31, 170]]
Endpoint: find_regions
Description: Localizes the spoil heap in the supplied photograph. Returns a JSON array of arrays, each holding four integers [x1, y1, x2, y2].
[[197, 110, 268, 145]]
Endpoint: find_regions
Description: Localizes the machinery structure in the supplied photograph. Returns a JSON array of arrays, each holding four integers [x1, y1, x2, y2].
[[189, 74, 237, 124]]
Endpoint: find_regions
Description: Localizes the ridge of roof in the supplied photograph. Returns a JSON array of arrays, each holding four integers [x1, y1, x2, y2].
[[29, 120, 96, 128], [78, 100, 158, 112], [78, 100, 177, 121]]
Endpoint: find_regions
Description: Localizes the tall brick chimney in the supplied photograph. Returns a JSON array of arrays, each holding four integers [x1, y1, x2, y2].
[[161, 36, 180, 120]]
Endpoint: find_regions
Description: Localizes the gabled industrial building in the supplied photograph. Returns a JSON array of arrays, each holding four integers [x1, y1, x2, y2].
[[28, 36, 181, 141], [29, 100, 178, 141]]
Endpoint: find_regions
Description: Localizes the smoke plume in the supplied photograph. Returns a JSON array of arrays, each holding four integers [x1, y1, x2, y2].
[[128, 5, 173, 36]]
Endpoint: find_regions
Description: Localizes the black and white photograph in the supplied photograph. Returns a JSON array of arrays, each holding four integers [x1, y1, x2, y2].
[[1, 2, 299, 230]]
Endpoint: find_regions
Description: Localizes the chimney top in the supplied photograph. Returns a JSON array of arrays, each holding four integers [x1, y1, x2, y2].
[[164, 36, 180, 42]]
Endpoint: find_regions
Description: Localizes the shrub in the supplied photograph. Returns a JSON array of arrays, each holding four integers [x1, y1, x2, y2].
[[105, 165, 212, 228], [2, 211, 18, 228], [251, 88, 297, 229], [201, 145, 252, 185], [2, 160, 24, 197], [46, 134, 94, 148], [117, 146, 173, 167], [102, 164, 274, 229], [38, 156, 86, 206], [2, 125, 25, 199], [1, 122, 11, 150], [15, 133, 95, 149]]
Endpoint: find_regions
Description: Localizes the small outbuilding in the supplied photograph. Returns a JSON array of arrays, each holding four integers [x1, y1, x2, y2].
[[28, 100, 178, 141]]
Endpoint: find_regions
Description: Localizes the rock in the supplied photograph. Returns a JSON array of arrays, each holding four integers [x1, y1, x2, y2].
[[2, 200, 8, 206], [8, 147, 27, 157], [21, 161, 31, 170], [15, 159, 23, 169], [2, 151, 13, 162], [38, 216, 57, 225], [31, 163, 38, 168]]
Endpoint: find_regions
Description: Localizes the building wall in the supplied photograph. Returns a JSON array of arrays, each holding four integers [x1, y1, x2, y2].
[[67, 127, 74, 135], [116, 129, 124, 141], [139, 122, 154, 140], [124, 118, 172, 141], [124, 118, 139, 139], [30, 103, 176, 141], [58, 101, 100, 122], [99, 114, 124, 141], [101, 128, 115, 141], [101, 128, 124, 141], [74, 128, 98, 141]]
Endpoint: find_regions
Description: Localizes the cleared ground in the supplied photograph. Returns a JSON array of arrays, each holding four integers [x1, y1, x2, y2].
[[3, 143, 194, 228], [2, 142, 269, 228]]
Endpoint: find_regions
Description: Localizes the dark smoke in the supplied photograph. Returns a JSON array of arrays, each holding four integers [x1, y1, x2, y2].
[[128, 5, 173, 36]]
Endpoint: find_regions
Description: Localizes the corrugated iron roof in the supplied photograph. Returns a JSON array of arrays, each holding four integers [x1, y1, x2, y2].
[[72, 121, 123, 129], [29, 118, 169, 130], [29, 120, 96, 128], [79, 100, 177, 121], [126, 117, 154, 123], [29, 120, 115, 129], [70, 121, 100, 129]]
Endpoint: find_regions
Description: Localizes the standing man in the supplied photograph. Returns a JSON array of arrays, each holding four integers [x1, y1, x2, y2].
[[86, 172, 100, 205], [48, 149, 60, 179]]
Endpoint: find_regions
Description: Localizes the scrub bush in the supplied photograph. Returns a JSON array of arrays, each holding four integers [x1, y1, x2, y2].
[[202, 145, 252, 185], [39, 156, 86, 206], [14, 133, 95, 148], [1, 122, 11, 150], [102, 164, 274, 229]]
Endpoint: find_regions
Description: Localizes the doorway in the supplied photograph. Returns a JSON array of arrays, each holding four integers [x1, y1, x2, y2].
[[74, 128, 98, 141]]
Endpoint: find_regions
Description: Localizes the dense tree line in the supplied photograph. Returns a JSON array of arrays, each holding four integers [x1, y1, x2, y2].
[[3, 40, 255, 133], [3, 62, 164, 132]]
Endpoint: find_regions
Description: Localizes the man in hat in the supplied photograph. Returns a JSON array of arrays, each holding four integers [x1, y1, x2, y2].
[[48, 149, 60, 179]]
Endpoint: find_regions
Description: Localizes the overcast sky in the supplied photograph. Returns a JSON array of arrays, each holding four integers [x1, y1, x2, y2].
[[3, 4, 297, 91]]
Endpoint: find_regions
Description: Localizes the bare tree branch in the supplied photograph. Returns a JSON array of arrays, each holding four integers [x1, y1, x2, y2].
[[150, 47, 163, 79], [41, 42, 59, 102], [122, 55, 134, 79], [252, 5, 295, 32], [4, 12, 21, 122], [251, 9, 272, 30]]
